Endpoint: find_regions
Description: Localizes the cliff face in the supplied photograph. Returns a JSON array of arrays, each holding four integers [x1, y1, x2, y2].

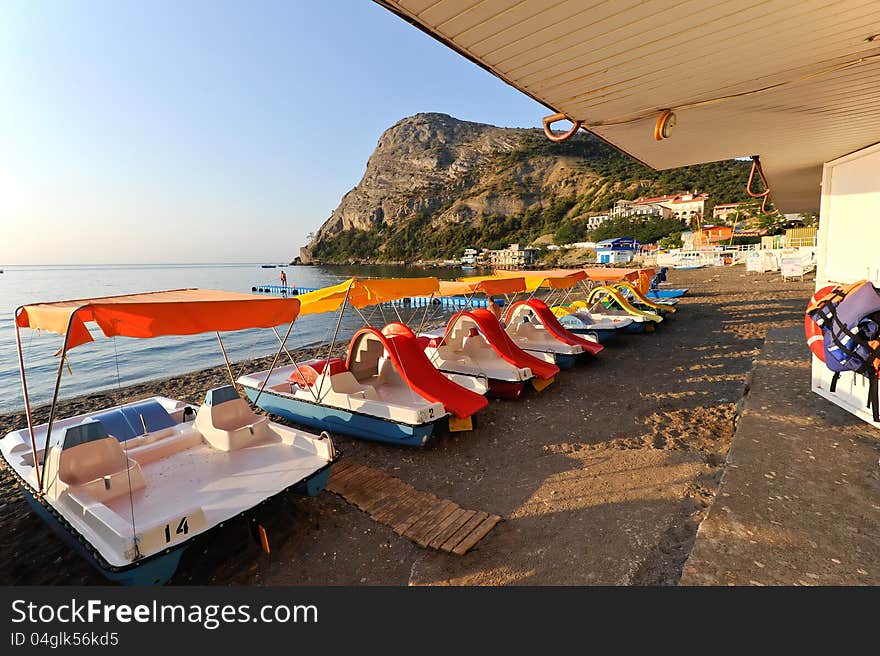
[[306, 112, 751, 262], [311, 113, 532, 241]]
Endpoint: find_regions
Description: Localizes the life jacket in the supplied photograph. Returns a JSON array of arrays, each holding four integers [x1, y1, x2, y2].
[[805, 280, 880, 421]]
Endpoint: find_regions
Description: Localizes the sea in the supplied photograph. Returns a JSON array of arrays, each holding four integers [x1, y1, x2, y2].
[[0, 263, 469, 414]]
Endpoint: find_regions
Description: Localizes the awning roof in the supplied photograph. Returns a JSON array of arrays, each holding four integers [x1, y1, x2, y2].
[[16, 289, 301, 351], [438, 277, 527, 296], [378, 0, 880, 212], [462, 272, 583, 291], [296, 277, 440, 315]]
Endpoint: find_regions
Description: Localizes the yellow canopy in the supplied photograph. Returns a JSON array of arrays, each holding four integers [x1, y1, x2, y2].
[[16, 289, 301, 351], [295, 277, 440, 315], [462, 272, 583, 292], [437, 278, 526, 297]]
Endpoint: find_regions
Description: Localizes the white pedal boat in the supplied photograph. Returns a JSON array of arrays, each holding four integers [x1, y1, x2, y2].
[[420, 315, 536, 399], [1, 389, 334, 585], [238, 324, 489, 446], [4, 288, 337, 585]]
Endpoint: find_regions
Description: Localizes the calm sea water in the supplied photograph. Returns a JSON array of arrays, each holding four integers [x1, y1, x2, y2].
[[0, 263, 467, 414]]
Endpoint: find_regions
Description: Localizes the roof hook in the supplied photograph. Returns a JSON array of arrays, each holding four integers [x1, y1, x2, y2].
[[542, 112, 583, 142], [746, 155, 776, 214]]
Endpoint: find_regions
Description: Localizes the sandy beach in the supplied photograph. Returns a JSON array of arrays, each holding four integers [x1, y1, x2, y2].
[[0, 266, 817, 585]]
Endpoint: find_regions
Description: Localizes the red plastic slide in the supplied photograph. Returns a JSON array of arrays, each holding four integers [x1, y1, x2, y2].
[[505, 300, 604, 356], [446, 309, 561, 381], [346, 323, 488, 419]]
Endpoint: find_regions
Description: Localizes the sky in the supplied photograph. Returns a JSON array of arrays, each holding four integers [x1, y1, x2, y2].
[[0, 1, 547, 265]]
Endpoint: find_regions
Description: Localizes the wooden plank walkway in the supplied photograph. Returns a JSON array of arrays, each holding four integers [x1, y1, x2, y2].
[[326, 459, 502, 555]]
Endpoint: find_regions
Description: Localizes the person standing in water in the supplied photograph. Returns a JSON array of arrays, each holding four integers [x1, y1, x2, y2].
[[280, 270, 287, 288]]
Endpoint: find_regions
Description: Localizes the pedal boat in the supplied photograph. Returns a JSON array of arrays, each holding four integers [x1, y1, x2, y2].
[[646, 288, 688, 300], [420, 308, 560, 398], [417, 279, 559, 396], [502, 299, 604, 369], [2, 289, 337, 585], [457, 273, 600, 369], [239, 277, 489, 445], [551, 304, 633, 343], [239, 322, 488, 446], [611, 281, 678, 316], [586, 286, 664, 332]]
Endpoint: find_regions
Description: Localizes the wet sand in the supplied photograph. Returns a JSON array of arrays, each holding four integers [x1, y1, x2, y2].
[[0, 266, 816, 585]]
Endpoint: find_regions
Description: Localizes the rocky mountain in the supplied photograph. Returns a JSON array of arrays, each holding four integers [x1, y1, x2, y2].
[[302, 113, 753, 263]]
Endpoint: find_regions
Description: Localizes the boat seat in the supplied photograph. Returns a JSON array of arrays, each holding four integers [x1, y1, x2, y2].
[[194, 385, 272, 452], [349, 338, 384, 382], [92, 400, 178, 442], [329, 371, 380, 400], [513, 318, 542, 340], [58, 436, 146, 502], [123, 426, 203, 464]]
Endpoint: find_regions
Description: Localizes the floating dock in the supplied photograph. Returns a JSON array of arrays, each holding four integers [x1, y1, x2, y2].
[[251, 285, 494, 308]]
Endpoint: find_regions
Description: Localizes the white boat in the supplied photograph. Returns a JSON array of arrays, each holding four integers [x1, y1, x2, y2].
[[417, 278, 558, 397], [552, 305, 634, 342], [238, 278, 489, 445], [1, 289, 337, 585]]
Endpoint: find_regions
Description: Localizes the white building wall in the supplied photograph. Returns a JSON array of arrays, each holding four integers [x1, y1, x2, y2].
[[812, 142, 880, 430]]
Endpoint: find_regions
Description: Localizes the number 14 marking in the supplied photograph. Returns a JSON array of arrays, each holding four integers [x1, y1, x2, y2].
[[164, 517, 189, 543]]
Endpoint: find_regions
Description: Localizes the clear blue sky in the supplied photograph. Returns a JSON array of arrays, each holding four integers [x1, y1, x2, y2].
[[0, 0, 547, 265]]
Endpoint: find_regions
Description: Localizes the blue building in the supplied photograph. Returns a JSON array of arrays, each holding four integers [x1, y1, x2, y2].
[[595, 237, 640, 264]]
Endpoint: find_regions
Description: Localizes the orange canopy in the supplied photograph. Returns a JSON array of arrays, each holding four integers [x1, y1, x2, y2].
[[580, 267, 655, 283], [469, 272, 583, 291], [438, 278, 526, 297], [296, 277, 439, 315], [15, 289, 301, 351], [495, 269, 589, 283]]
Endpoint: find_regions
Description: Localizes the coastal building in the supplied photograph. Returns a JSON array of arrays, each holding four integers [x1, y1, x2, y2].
[[712, 202, 747, 222], [684, 225, 734, 248], [610, 199, 671, 220], [584, 214, 611, 230], [460, 248, 478, 265], [610, 192, 707, 225], [785, 226, 818, 247], [486, 243, 538, 268], [595, 237, 639, 264], [667, 192, 709, 224]]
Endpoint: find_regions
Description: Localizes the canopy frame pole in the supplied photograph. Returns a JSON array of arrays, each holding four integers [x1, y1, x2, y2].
[[253, 316, 297, 408], [352, 304, 370, 327], [14, 308, 41, 491], [413, 293, 435, 337], [271, 326, 297, 365], [215, 332, 237, 390], [391, 300, 404, 325], [271, 327, 319, 402], [39, 307, 82, 494], [315, 282, 353, 403]]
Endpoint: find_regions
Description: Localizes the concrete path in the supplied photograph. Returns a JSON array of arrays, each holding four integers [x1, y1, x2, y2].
[[682, 327, 880, 585]]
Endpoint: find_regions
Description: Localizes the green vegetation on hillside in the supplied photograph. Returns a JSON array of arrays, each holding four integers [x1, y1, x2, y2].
[[311, 131, 757, 262]]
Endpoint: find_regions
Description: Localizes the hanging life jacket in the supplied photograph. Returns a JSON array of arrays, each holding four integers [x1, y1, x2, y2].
[[805, 280, 880, 421]]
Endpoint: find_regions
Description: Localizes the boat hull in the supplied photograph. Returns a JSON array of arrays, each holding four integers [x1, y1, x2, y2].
[[22, 490, 184, 586], [486, 379, 525, 399], [647, 288, 688, 299], [20, 453, 334, 585], [243, 387, 439, 447], [564, 326, 623, 343], [523, 350, 577, 369]]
